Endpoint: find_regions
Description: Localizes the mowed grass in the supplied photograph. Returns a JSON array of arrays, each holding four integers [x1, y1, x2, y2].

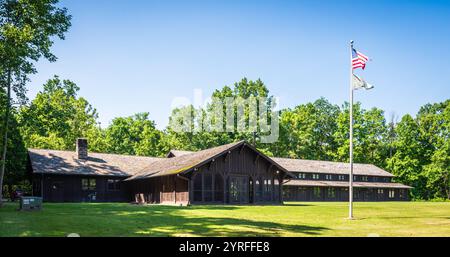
[[1, 202, 449, 237]]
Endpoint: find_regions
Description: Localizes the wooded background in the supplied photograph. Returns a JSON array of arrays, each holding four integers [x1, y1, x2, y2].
[[0, 1, 448, 201], [1, 77, 449, 200]]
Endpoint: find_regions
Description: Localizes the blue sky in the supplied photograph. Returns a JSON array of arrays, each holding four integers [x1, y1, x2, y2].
[[28, 0, 450, 129]]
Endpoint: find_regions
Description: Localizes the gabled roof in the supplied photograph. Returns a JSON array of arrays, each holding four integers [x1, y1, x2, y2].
[[271, 157, 395, 177], [28, 142, 396, 180], [28, 149, 163, 177], [125, 141, 290, 181]]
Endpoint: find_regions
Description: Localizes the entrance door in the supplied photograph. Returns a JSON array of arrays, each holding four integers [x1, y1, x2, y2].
[[229, 176, 249, 204], [51, 181, 64, 202]]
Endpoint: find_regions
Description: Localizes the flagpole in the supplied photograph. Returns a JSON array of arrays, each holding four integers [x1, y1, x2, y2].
[[349, 40, 354, 219]]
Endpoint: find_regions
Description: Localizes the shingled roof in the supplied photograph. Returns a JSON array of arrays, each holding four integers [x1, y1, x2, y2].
[[28, 149, 163, 177], [126, 141, 290, 181], [271, 157, 395, 177], [166, 150, 194, 158], [29, 142, 396, 179]]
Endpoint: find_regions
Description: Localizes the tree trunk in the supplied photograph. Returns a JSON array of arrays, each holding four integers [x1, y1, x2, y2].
[[0, 70, 12, 207]]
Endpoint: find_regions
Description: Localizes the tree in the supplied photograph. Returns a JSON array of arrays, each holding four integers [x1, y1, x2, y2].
[[104, 113, 167, 157], [0, 86, 27, 199], [212, 78, 275, 147], [386, 114, 427, 199], [19, 76, 98, 150], [166, 78, 276, 152], [418, 100, 450, 199], [274, 98, 340, 160], [0, 0, 71, 205], [424, 140, 450, 199], [333, 102, 386, 164]]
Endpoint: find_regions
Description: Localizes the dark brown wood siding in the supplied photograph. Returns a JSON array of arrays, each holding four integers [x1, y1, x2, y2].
[[128, 175, 189, 205], [283, 186, 409, 201], [187, 144, 284, 204], [32, 174, 129, 202]]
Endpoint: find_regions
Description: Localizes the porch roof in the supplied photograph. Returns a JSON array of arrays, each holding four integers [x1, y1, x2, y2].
[[272, 157, 395, 177]]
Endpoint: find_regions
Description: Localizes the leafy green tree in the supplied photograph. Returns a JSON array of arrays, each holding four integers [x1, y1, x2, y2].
[[424, 140, 450, 200], [166, 78, 275, 152], [418, 100, 450, 199], [0, 0, 71, 204], [212, 78, 275, 146], [274, 98, 340, 160], [386, 115, 427, 199], [104, 113, 167, 156], [333, 103, 388, 167], [19, 76, 98, 150], [84, 125, 108, 153], [0, 87, 27, 199]]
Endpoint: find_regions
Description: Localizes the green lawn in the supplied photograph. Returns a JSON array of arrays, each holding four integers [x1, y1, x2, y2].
[[1, 202, 449, 237]]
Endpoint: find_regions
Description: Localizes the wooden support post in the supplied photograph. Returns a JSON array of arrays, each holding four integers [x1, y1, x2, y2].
[[201, 173, 204, 202], [173, 176, 176, 204], [254, 155, 260, 165], [252, 177, 256, 204], [223, 174, 227, 204], [279, 175, 284, 203], [189, 178, 194, 204]]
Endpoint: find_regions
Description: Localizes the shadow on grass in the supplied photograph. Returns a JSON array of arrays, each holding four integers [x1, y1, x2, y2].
[[282, 203, 314, 207], [116, 205, 328, 236], [1, 203, 328, 237], [0, 203, 328, 237], [132, 216, 328, 237]]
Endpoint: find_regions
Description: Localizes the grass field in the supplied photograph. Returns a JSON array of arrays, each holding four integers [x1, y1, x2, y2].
[[1, 202, 449, 237]]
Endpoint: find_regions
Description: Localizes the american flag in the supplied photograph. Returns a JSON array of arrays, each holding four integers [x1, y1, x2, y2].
[[352, 48, 369, 70]]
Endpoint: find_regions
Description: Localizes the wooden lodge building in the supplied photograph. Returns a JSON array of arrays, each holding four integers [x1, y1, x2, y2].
[[28, 139, 411, 204]]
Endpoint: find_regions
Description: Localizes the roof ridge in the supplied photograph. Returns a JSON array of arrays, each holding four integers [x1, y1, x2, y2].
[[271, 156, 376, 166], [28, 148, 165, 159]]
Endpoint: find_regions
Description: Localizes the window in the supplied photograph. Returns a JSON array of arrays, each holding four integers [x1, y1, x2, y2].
[[312, 174, 320, 180], [325, 174, 332, 180], [327, 188, 336, 198], [377, 189, 384, 194], [297, 173, 306, 179], [361, 176, 368, 182], [193, 174, 202, 202], [264, 179, 273, 200], [107, 179, 121, 191], [389, 189, 395, 199], [338, 175, 345, 181], [313, 187, 321, 198], [82, 178, 96, 191], [214, 174, 224, 202], [255, 178, 263, 201], [273, 179, 279, 200], [203, 173, 213, 202]]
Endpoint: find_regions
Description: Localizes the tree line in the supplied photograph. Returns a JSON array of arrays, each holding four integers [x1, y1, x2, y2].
[[0, 1, 448, 202], [1, 76, 449, 200]]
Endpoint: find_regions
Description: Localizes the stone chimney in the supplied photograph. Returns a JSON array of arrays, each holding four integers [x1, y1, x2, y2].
[[76, 138, 88, 159]]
